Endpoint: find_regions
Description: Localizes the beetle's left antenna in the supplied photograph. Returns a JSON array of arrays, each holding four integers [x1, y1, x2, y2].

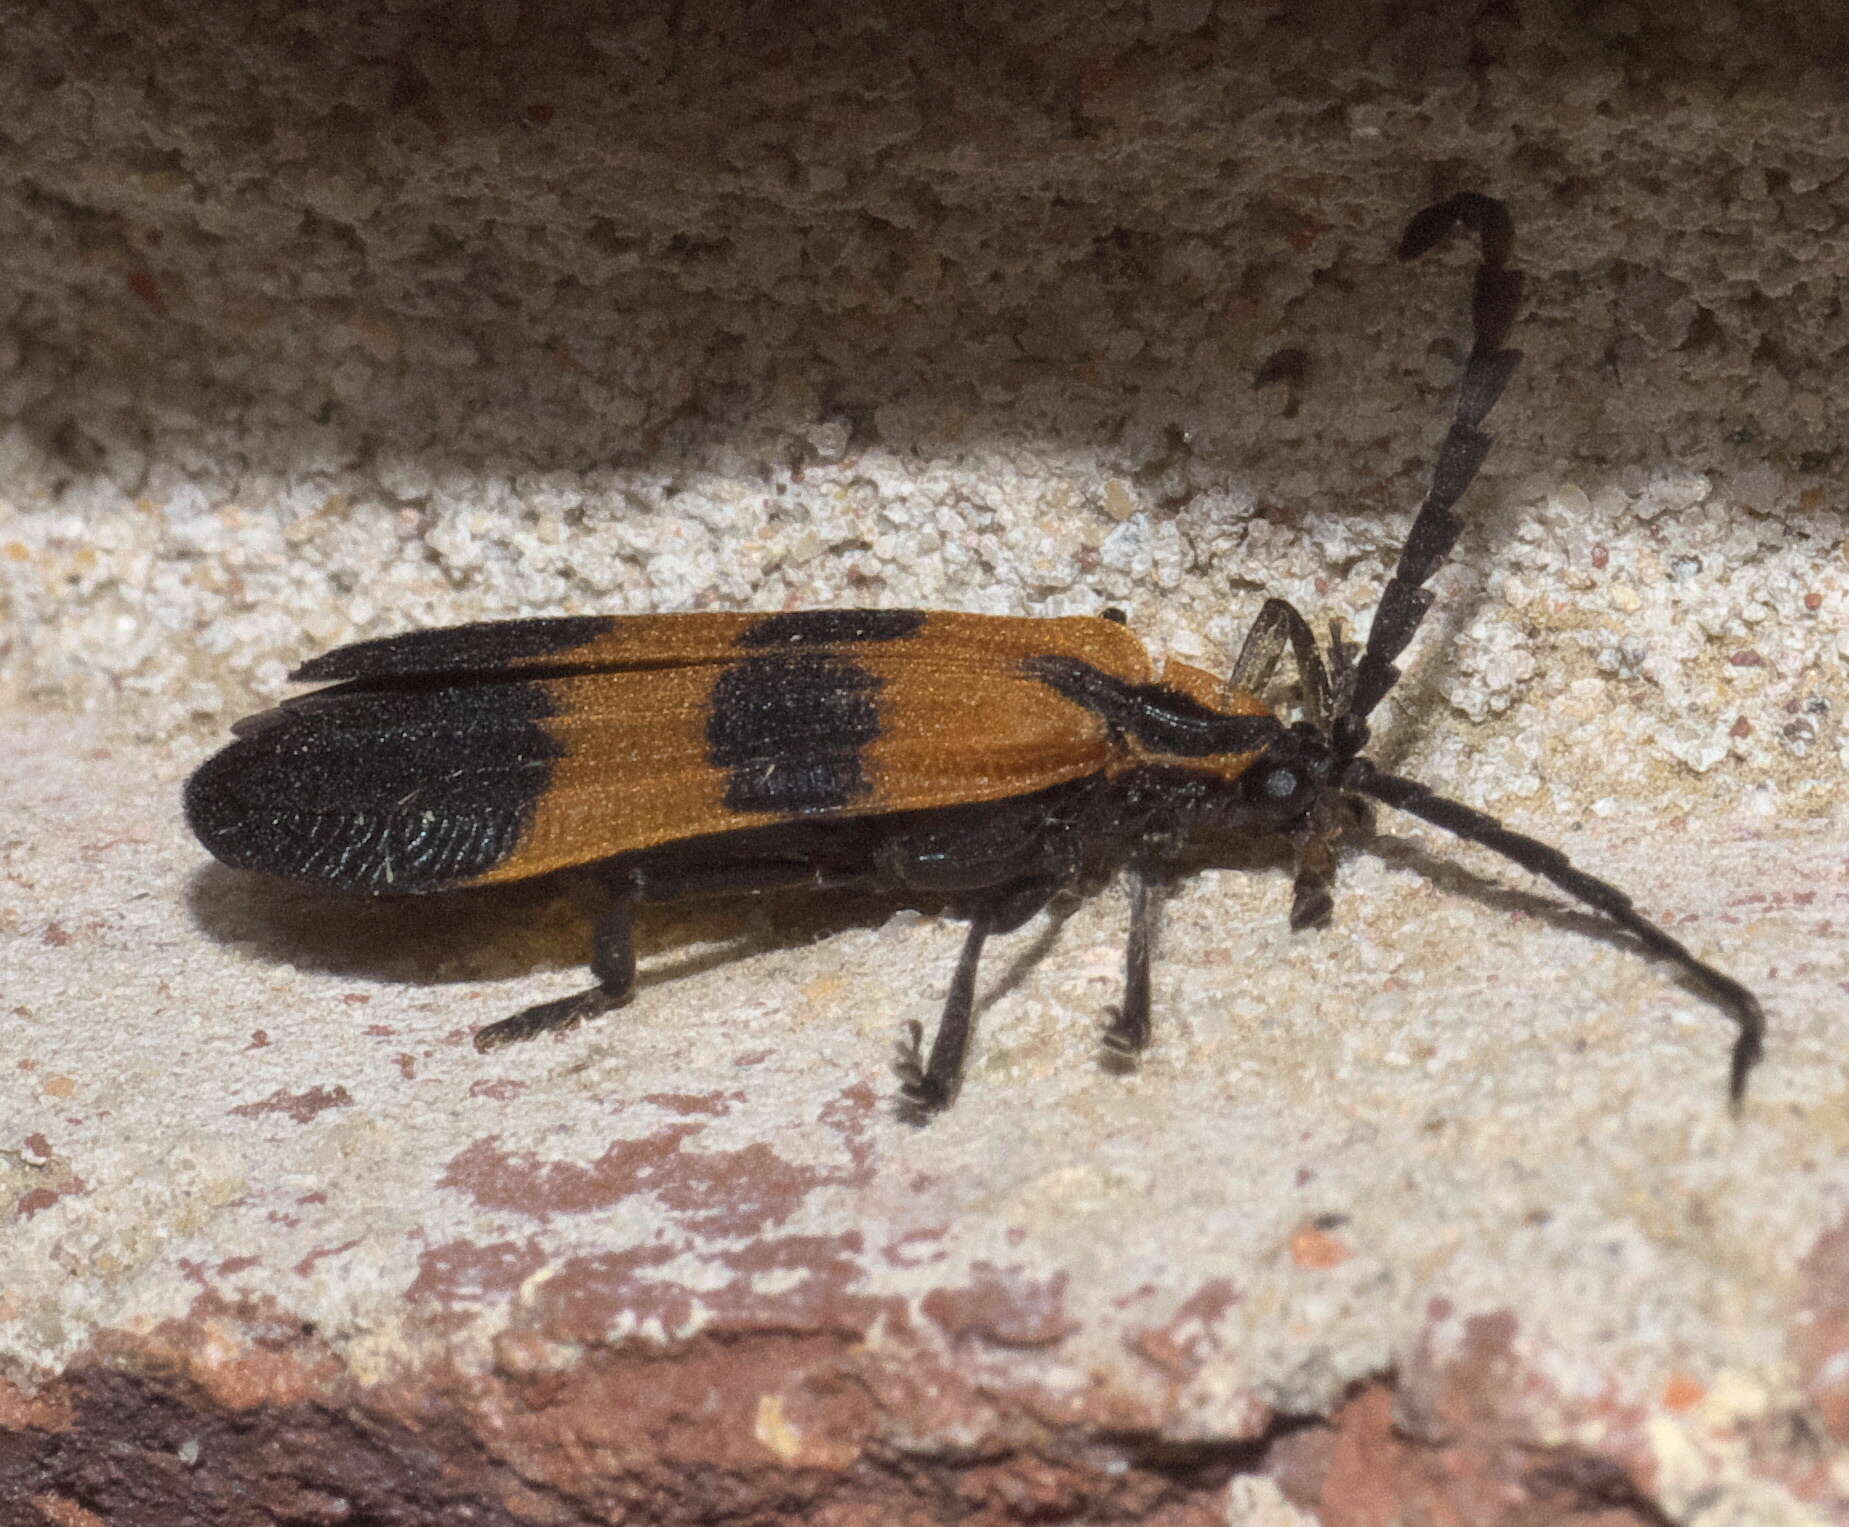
[[1339, 193, 1523, 755], [1346, 759, 1765, 1106]]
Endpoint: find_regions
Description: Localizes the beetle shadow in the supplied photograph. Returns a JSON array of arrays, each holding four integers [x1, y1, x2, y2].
[[1333, 544, 1500, 778], [1172, 819, 1663, 966], [182, 805, 1699, 1064], [184, 853, 1188, 1066], [183, 862, 921, 1010], [966, 896, 1086, 1023], [1355, 829, 1677, 963]]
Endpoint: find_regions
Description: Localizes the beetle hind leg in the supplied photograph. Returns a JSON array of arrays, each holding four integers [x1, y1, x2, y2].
[[474, 986, 616, 1051], [473, 879, 639, 1052]]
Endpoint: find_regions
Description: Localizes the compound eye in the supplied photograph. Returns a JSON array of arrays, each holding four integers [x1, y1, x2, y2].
[[1261, 766, 1300, 800]]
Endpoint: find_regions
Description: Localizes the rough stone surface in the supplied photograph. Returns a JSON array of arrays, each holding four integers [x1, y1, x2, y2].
[[3, 2, 1845, 1523]]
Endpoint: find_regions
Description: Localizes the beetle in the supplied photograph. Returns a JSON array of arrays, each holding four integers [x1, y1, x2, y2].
[[185, 193, 1764, 1117]]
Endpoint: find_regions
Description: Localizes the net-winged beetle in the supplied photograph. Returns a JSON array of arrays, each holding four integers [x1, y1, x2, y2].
[[186, 194, 1765, 1118]]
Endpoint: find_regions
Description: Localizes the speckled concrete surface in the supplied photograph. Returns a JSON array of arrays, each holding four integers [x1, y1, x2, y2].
[[3, 715, 1842, 1521], [3, 2, 1846, 1523]]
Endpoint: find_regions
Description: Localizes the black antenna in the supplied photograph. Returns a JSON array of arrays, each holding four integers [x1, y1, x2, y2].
[[1330, 195, 1763, 1105], [1342, 193, 1524, 748], [1347, 761, 1764, 1105]]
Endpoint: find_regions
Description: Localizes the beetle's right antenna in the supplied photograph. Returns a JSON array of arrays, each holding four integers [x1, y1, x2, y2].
[[1338, 193, 1524, 759]]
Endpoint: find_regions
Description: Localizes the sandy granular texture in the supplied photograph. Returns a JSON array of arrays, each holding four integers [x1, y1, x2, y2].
[[2, 3, 1845, 1524]]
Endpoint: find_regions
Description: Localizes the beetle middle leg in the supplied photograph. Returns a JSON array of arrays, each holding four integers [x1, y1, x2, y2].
[[878, 794, 1093, 1117], [895, 876, 1061, 1120]]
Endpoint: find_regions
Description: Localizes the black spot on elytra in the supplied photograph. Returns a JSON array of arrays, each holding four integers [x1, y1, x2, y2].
[[735, 609, 926, 648], [185, 679, 562, 892], [707, 654, 882, 814], [292, 615, 618, 683]]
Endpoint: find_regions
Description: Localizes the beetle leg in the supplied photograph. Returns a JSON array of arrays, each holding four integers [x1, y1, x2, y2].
[[1101, 866, 1161, 1065], [895, 905, 993, 1119], [1227, 601, 1288, 692], [896, 877, 1059, 1119], [1325, 616, 1360, 717], [473, 875, 641, 1051], [1288, 792, 1345, 931], [473, 847, 881, 1054], [1227, 597, 1333, 728], [631, 856, 863, 901], [1347, 760, 1765, 1105], [875, 798, 1065, 896]]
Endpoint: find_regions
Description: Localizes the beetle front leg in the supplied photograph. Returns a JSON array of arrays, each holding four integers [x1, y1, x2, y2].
[[895, 904, 994, 1120], [1227, 597, 1333, 728], [1287, 789, 1352, 932], [1101, 866, 1161, 1065]]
